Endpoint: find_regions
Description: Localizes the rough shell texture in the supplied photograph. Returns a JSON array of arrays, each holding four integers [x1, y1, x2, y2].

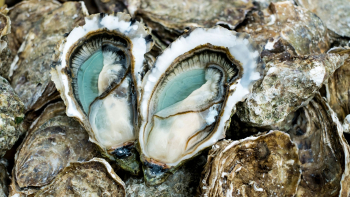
[[0, 76, 25, 157], [2, 0, 61, 78], [132, 0, 254, 44], [93, 0, 128, 14], [199, 130, 301, 196], [10, 102, 97, 196], [236, 53, 346, 127], [35, 158, 125, 197], [9, 1, 87, 115], [236, 1, 330, 58], [295, 0, 350, 37], [324, 47, 350, 127], [0, 159, 9, 197], [275, 94, 350, 196], [124, 153, 206, 197], [0, 7, 11, 79]]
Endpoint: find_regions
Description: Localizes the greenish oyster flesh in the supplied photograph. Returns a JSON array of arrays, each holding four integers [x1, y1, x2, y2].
[[139, 26, 263, 185], [0, 76, 25, 157], [9, 101, 97, 196], [130, 0, 254, 44], [199, 131, 301, 197], [275, 94, 350, 197], [51, 13, 154, 175], [34, 158, 125, 197]]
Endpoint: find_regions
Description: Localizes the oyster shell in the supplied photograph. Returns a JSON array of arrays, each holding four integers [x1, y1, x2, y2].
[[276, 94, 350, 196], [35, 158, 125, 196], [199, 130, 301, 196], [8, 1, 88, 129], [0, 6, 10, 54], [10, 101, 97, 196], [0, 76, 25, 157], [51, 13, 154, 175], [324, 47, 350, 130], [93, 0, 129, 14], [130, 0, 254, 44], [139, 27, 263, 185], [0, 159, 9, 197], [295, 0, 350, 37], [236, 53, 346, 127], [236, 1, 330, 59]]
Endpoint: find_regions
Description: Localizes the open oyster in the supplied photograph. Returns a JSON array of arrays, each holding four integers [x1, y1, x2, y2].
[[138, 26, 263, 185], [10, 101, 97, 196], [51, 13, 154, 175], [200, 131, 301, 196], [276, 94, 350, 196], [35, 158, 125, 196]]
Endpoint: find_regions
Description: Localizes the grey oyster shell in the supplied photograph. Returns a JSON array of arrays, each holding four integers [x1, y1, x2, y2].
[[0, 159, 9, 197], [2, 0, 61, 79], [236, 53, 346, 127], [324, 47, 350, 131], [276, 94, 350, 196], [51, 13, 154, 175], [295, 0, 350, 37], [236, 1, 330, 59], [8, 1, 88, 117], [35, 158, 125, 197], [9, 101, 97, 196], [0, 6, 11, 78], [138, 27, 263, 185], [130, 0, 254, 44], [199, 130, 301, 196], [0, 76, 25, 157]]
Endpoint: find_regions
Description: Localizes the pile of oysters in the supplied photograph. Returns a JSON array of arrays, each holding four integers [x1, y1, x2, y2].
[[0, 0, 349, 196]]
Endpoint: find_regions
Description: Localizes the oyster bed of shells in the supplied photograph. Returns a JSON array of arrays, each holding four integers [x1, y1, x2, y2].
[[0, 0, 349, 196]]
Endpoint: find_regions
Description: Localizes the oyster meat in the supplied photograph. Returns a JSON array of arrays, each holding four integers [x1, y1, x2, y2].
[[35, 158, 125, 197], [51, 13, 154, 175], [0, 76, 25, 157], [10, 101, 97, 196], [139, 26, 263, 184], [276, 94, 350, 196], [131, 0, 254, 44], [199, 130, 301, 196]]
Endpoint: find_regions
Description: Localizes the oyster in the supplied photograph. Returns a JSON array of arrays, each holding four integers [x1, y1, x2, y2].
[[0, 76, 25, 157], [93, 0, 129, 14], [295, 0, 350, 37], [324, 47, 350, 130], [199, 130, 301, 196], [139, 26, 263, 185], [236, 53, 346, 127], [51, 13, 154, 175], [8, 1, 88, 130], [0, 159, 9, 197], [276, 94, 350, 196], [35, 158, 125, 197], [0, 6, 10, 54], [130, 0, 254, 44], [236, 1, 330, 59], [10, 101, 97, 196]]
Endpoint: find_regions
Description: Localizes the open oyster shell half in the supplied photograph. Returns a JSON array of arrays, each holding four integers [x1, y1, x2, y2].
[[139, 26, 263, 185], [51, 13, 154, 175]]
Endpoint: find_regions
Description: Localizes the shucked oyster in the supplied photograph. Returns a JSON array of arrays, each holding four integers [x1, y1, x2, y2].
[[51, 13, 154, 175], [199, 131, 301, 196], [139, 26, 263, 185]]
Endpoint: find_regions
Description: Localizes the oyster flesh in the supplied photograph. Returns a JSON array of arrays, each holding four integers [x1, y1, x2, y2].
[[199, 131, 301, 196], [35, 158, 126, 197], [139, 26, 263, 185], [51, 13, 154, 175], [10, 101, 97, 196]]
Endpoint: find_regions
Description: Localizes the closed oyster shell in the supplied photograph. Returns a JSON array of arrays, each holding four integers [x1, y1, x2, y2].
[[51, 13, 154, 175], [237, 53, 346, 127], [131, 0, 254, 44], [236, 1, 330, 59], [0, 159, 9, 197], [139, 27, 263, 185], [0, 76, 25, 157], [35, 158, 125, 197], [276, 94, 350, 196], [10, 101, 97, 196], [295, 0, 350, 37], [9, 1, 87, 119], [324, 47, 350, 131], [0, 6, 10, 53], [199, 130, 301, 196]]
